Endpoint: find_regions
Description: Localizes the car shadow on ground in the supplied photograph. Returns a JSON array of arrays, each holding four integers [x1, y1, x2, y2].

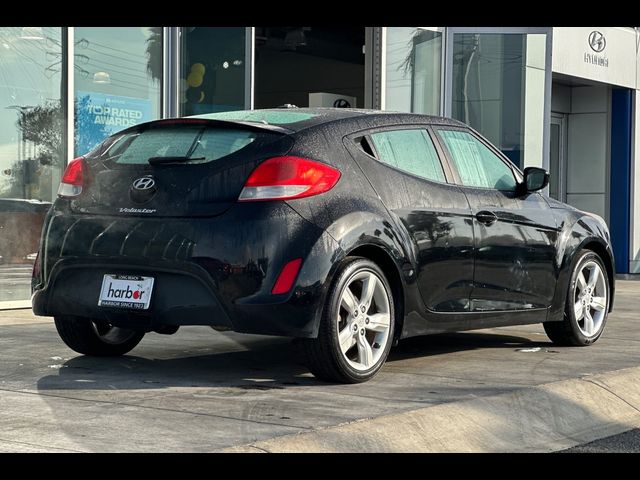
[[36, 330, 550, 392], [388, 331, 554, 363]]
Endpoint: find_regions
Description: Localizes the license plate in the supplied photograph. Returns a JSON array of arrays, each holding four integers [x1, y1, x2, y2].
[[98, 274, 154, 310]]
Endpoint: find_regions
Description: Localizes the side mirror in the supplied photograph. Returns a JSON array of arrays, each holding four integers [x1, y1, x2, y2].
[[521, 167, 549, 193]]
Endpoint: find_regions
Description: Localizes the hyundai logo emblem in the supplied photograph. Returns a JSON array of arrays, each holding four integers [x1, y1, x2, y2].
[[132, 177, 156, 190], [333, 98, 351, 108], [588, 31, 606, 53]]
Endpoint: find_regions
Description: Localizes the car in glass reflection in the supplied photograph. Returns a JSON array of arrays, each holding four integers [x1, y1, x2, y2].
[[32, 108, 615, 383]]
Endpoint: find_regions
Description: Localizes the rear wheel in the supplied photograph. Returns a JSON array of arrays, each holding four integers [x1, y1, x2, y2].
[[304, 257, 395, 383], [544, 250, 610, 346], [54, 315, 145, 356]]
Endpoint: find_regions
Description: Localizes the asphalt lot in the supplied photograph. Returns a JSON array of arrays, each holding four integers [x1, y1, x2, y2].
[[0, 280, 639, 452], [562, 428, 640, 453]]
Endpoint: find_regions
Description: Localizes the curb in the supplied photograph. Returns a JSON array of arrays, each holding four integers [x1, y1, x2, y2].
[[219, 366, 640, 452]]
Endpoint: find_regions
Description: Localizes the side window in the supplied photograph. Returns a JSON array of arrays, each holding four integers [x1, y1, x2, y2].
[[369, 129, 446, 183], [438, 130, 517, 191]]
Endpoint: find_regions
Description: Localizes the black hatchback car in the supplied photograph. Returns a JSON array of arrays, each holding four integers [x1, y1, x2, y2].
[[32, 108, 615, 383]]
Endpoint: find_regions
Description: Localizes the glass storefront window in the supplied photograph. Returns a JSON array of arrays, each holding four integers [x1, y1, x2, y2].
[[0, 27, 64, 304], [74, 27, 162, 156], [451, 33, 546, 168], [179, 27, 247, 116], [385, 27, 442, 115]]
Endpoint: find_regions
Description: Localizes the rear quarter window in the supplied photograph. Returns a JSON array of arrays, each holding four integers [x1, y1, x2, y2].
[[369, 129, 446, 183]]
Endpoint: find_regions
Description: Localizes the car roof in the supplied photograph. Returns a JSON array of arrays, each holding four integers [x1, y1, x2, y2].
[[190, 108, 468, 133]]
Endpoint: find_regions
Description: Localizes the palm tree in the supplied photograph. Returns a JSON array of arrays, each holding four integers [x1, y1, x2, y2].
[[145, 27, 163, 83]]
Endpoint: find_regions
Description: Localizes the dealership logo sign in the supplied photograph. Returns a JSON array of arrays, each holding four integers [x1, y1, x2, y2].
[[584, 31, 608, 68], [333, 98, 351, 108], [588, 31, 606, 52]]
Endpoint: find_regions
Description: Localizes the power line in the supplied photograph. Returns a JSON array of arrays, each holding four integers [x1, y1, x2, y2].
[[86, 47, 147, 65], [84, 38, 151, 59]]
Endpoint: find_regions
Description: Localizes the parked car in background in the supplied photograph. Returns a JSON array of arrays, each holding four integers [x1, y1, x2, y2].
[[32, 108, 615, 383], [0, 198, 51, 264]]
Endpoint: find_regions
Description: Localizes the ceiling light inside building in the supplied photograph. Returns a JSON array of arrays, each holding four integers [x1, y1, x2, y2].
[[93, 71, 111, 84], [20, 27, 45, 41]]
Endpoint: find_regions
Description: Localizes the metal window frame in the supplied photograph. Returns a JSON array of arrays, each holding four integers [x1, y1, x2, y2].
[[365, 27, 382, 109], [245, 27, 255, 110], [162, 27, 179, 118], [64, 27, 74, 163]]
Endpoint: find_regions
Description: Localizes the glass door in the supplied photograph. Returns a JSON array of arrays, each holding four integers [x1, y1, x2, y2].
[[73, 27, 163, 156], [0, 27, 64, 308], [444, 28, 551, 170], [178, 27, 251, 115]]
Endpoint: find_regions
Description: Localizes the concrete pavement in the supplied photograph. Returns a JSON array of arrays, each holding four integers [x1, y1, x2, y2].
[[0, 281, 639, 452]]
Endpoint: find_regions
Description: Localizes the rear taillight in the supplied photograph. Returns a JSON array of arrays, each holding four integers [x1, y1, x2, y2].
[[238, 156, 341, 202], [32, 251, 41, 280], [57, 157, 86, 198]]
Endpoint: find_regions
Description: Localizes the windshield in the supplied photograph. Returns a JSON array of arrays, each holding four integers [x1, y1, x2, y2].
[[99, 125, 258, 165]]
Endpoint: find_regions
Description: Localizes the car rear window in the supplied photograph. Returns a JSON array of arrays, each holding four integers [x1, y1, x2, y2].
[[101, 126, 258, 165]]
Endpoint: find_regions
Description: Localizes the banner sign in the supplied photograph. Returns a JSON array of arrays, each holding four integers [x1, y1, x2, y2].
[[76, 91, 152, 155]]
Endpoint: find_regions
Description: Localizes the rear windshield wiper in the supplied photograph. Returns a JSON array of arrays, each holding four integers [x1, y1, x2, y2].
[[148, 156, 205, 165], [148, 127, 207, 165]]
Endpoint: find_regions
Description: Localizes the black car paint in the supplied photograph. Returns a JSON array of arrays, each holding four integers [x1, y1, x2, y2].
[[32, 108, 615, 341]]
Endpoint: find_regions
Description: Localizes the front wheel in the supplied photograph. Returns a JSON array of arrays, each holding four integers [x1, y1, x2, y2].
[[54, 315, 145, 356], [304, 257, 395, 383], [544, 249, 610, 346]]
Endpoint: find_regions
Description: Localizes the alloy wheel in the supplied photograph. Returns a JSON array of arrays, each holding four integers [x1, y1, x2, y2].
[[573, 260, 608, 337], [336, 269, 391, 371]]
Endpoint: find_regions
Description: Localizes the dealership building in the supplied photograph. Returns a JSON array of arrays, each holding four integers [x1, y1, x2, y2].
[[1, 26, 639, 309]]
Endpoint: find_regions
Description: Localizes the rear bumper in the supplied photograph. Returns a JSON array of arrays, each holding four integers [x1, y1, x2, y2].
[[32, 202, 342, 338], [32, 258, 235, 331]]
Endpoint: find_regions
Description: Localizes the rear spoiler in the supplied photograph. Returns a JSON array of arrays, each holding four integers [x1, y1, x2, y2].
[[132, 117, 294, 135]]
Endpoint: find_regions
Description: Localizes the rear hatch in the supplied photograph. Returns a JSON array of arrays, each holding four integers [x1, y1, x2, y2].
[[72, 119, 293, 218]]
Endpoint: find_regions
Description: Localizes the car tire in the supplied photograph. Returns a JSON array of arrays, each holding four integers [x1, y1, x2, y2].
[[303, 257, 395, 383], [54, 315, 145, 356], [544, 249, 610, 346]]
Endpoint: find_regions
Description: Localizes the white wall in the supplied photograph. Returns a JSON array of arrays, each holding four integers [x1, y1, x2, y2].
[[552, 27, 637, 89], [522, 34, 547, 169], [551, 83, 571, 113], [564, 85, 609, 222]]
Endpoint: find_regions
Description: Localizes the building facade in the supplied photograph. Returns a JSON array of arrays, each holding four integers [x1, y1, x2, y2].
[[1, 26, 638, 308]]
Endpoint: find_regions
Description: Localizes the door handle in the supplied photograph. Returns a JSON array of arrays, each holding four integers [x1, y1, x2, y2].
[[476, 210, 498, 226]]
